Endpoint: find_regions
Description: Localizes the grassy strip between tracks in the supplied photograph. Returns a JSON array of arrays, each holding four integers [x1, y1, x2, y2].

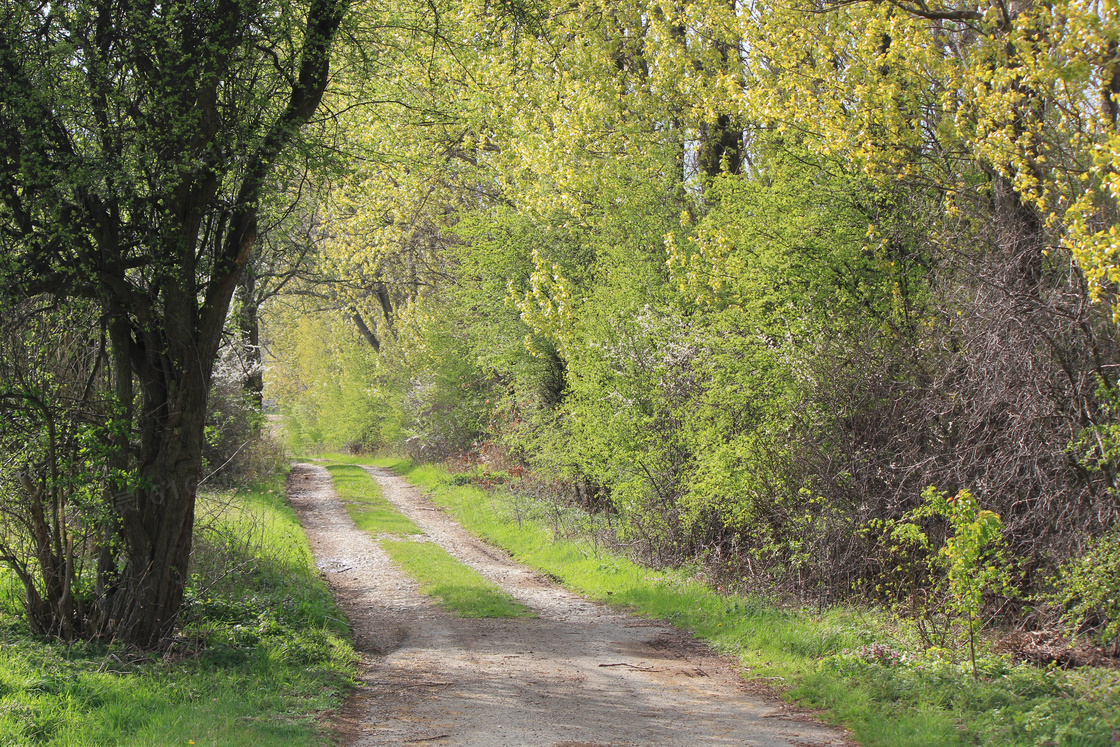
[[0, 473, 356, 747], [318, 452, 1120, 747], [323, 463, 532, 619]]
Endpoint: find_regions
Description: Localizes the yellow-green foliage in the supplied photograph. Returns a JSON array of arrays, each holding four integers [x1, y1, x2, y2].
[[270, 0, 1120, 643], [926, 487, 1013, 679], [265, 307, 383, 452], [1049, 531, 1120, 652], [738, 0, 1120, 312], [932, 489, 1012, 625]]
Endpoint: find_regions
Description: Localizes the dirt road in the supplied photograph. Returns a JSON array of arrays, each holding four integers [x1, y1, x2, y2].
[[287, 463, 852, 747]]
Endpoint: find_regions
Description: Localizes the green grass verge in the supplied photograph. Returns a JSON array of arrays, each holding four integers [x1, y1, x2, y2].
[[320, 460, 531, 619], [325, 463, 421, 535], [0, 474, 356, 746], [324, 454, 1120, 747], [381, 539, 534, 618]]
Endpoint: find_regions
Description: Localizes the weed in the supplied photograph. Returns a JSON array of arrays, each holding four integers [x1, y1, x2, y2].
[[382, 539, 534, 618], [322, 460, 532, 618], [325, 464, 421, 535]]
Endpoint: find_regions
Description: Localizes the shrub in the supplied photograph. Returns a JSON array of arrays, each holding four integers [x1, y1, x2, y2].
[[1047, 531, 1120, 654]]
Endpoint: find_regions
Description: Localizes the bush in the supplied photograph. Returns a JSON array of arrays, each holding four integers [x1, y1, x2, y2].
[[1047, 531, 1120, 654]]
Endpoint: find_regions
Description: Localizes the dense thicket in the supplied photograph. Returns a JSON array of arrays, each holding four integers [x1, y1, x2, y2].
[[279, 0, 1118, 649]]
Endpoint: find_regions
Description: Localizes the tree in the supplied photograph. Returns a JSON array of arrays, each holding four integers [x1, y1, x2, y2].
[[0, 0, 348, 646], [256, 0, 1119, 612], [238, 192, 332, 412]]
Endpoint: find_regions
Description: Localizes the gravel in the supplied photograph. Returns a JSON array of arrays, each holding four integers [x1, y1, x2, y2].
[[287, 462, 853, 747]]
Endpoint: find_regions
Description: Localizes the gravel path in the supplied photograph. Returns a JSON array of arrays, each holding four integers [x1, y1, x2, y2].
[[287, 462, 853, 747]]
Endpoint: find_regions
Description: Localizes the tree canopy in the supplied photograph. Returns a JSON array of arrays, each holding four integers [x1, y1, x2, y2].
[[273, 0, 1120, 649]]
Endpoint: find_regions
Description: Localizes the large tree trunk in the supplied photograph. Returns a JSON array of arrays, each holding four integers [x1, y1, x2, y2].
[[97, 324, 213, 646], [1, 0, 351, 648], [102, 467, 198, 646]]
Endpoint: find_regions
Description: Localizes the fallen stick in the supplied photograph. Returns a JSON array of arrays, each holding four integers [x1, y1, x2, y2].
[[598, 662, 660, 671]]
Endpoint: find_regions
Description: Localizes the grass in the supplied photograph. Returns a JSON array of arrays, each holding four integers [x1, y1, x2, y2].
[[325, 463, 421, 535], [318, 453, 1120, 747], [381, 539, 534, 618], [0, 474, 356, 746], [320, 460, 532, 619]]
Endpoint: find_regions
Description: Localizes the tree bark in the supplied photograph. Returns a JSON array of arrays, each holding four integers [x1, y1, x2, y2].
[[96, 0, 348, 647], [698, 114, 743, 178]]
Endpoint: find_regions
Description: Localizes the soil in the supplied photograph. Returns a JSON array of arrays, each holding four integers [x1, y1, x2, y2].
[[286, 462, 854, 747]]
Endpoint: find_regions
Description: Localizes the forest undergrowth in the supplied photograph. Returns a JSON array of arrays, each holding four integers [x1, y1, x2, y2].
[[263, 0, 1120, 684], [7, 2, 1120, 744]]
